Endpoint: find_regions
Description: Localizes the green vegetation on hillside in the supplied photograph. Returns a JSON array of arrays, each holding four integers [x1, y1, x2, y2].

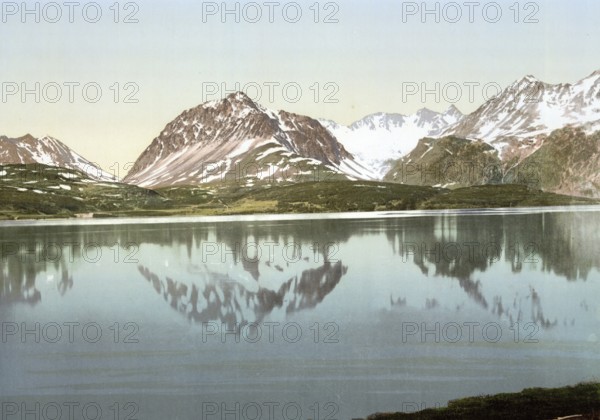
[[0, 164, 597, 220], [383, 128, 600, 198], [0, 164, 167, 219], [384, 136, 501, 187], [366, 382, 600, 420], [418, 184, 595, 209], [217, 181, 442, 213]]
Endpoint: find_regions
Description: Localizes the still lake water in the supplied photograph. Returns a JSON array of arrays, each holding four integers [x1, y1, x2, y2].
[[1, 207, 600, 419]]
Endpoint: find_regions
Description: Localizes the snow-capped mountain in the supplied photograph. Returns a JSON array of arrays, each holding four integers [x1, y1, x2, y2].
[[320, 106, 464, 178], [444, 70, 600, 145], [0, 134, 115, 181], [124, 92, 376, 188], [379, 70, 600, 197]]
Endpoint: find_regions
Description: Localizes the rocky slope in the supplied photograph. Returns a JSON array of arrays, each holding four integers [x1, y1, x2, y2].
[[383, 136, 502, 188], [383, 70, 600, 196], [0, 134, 115, 181], [124, 92, 375, 188], [506, 127, 600, 197], [444, 70, 600, 148], [382, 127, 600, 197]]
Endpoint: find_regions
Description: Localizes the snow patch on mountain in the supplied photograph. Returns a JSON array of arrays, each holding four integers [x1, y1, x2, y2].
[[443, 70, 600, 145], [125, 92, 377, 188], [0, 134, 115, 181]]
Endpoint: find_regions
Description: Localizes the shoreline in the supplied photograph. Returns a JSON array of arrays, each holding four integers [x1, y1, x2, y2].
[[365, 382, 600, 420], [1, 204, 599, 227]]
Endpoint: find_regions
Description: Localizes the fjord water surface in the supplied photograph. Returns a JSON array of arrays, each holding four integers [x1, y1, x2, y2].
[[1, 208, 599, 419]]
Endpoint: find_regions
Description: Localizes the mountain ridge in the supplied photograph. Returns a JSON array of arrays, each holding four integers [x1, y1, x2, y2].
[[319, 105, 464, 178], [0, 134, 115, 181], [443, 69, 600, 147], [123, 91, 376, 188], [2, 69, 600, 198]]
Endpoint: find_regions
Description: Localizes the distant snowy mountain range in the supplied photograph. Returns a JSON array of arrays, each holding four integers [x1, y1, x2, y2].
[[320, 105, 463, 177], [1, 70, 599, 195], [322, 70, 600, 177], [445, 71, 600, 142]]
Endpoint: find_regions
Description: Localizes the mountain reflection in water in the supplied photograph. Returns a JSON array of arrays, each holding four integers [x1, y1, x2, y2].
[[137, 261, 347, 326], [0, 210, 599, 331]]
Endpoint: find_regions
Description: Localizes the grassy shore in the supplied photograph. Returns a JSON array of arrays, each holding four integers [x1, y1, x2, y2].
[[367, 383, 600, 420], [0, 164, 598, 220]]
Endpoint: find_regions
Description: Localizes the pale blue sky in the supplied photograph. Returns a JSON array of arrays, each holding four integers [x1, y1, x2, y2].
[[1, 0, 599, 171]]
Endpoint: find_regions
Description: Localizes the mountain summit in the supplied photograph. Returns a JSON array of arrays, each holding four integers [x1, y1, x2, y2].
[[443, 70, 600, 143], [381, 70, 600, 197], [124, 92, 375, 187], [0, 134, 114, 181]]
